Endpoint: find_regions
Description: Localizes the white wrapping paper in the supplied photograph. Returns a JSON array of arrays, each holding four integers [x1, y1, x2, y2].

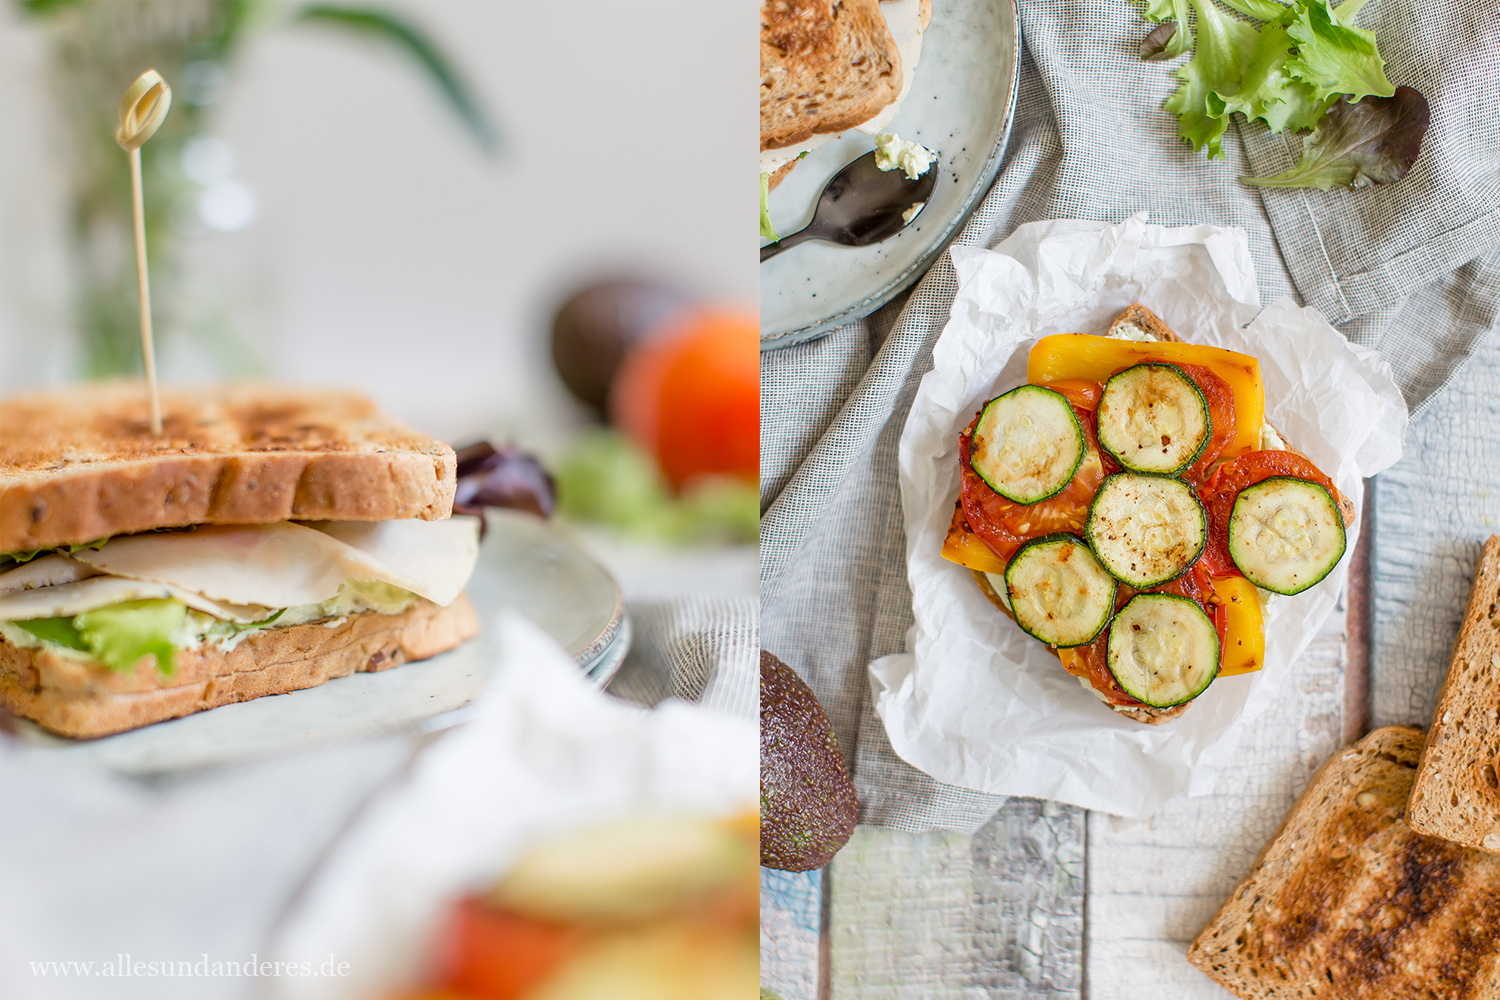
[[268, 610, 757, 999], [869, 216, 1408, 818]]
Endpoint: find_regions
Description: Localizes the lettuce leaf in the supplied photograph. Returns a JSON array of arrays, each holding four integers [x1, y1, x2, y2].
[[1139, 0, 1194, 59], [1243, 86, 1429, 189], [72, 598, 187, 674], [1164, 0, 1258, 158], [13, 617, 88, 650], [760, 172, 779, 243], [1284, 0, 1395, 102]]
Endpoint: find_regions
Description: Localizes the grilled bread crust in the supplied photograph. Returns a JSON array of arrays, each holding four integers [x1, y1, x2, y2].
[[1188, 726, 1500, 1000], [1408, 535, 1500, 854], [0, 382, 456, 553], [0, 593, 479, 738], [760, 0, 901, 151]]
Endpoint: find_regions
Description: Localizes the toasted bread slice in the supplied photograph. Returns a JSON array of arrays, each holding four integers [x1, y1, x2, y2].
[[760, 0, 901, 151], [0, 594, 478, 738], [1408, 535, 1500, 853], [1188, 726, 1500, 999], [1106, 302, 1184, 344], [767, 158, 799, 191], [0, 382, 456, 554]]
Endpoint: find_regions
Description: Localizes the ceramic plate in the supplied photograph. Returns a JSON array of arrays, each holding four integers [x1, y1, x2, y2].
[[760, 0, 1021, 349], [5, 510, 629, 773]]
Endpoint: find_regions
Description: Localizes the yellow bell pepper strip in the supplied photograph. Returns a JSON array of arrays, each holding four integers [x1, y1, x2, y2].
[[1027, 334, 1264, 458], [1211, 574, 1265, 676], [940, 502, 1009, 574]]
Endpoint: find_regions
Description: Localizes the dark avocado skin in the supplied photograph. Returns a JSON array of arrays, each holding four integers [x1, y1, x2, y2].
[[760, 650, 858, 872]]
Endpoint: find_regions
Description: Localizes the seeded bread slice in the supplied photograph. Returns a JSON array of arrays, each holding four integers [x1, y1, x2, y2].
[[760, 0, 901, 151], [0, 382, 456, 553], [0, 594, 478, 738], [1407, 535, 1500, 854], [1188, 726, 1500, 1000]]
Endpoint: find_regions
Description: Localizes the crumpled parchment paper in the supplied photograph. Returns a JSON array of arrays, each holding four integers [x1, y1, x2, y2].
[[268, 610, 757, 999], [869, 215, 1407, 819]]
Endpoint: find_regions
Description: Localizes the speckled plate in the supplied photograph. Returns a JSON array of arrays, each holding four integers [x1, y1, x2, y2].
[[5, 510, 629, 773], [760, 0, 1021, 350]]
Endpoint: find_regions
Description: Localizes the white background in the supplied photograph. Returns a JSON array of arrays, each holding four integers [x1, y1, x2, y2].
[[0, 0, 755, 446]]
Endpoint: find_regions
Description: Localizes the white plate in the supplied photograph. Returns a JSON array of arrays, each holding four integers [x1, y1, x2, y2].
[[4, 510, 629, 773], [760, 0, 1021, 349]]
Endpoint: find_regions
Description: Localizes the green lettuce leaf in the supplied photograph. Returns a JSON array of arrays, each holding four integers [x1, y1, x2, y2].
[[1213, 17, 1326, 133], [13, 617, 88, 650], [1139, 0, 1194, 58], [1164, 0, 1258, 158], [1284, 0, 1394, 103], [72, 599, 188, 674], [760, 172, 779, 243], [1242, 86, 1429, 189]]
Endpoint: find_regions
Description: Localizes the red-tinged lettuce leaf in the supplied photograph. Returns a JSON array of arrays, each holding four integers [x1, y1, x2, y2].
[[1163, 0, 1258, 158], [1139, 0, 1194, 59], [1285, 0, 1395, 103], [1242, 86, 1429, 190]]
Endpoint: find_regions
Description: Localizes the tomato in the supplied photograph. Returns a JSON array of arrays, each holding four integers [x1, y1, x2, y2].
[[610, 309, 758, 490], [433, 897, 583, 999], [1171, 363, 1235, 485], [1197, 450, 1348, 577], [957, 393, 1109, 564], [1060, 632, 1140, 707]]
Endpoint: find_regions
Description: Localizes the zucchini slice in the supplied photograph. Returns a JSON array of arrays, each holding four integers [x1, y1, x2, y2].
[[1096, 363, 1211, 475], [1228, 477, 1346, 595], [970, 386, 1085, 504], [1003, 534, 1117, 647], [1085, 472, 1207, 588], [1106, 593, 1220, 708]]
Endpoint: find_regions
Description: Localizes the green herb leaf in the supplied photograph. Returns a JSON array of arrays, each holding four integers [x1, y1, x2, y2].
[[1243, 86, 1429, 189], [295, 4, 500, 155], [1284, 0, 1395, 103], [72, 599, 187, 674]]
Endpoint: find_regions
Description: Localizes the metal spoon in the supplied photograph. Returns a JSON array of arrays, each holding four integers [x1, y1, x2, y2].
[[761, 149, 938, 262]]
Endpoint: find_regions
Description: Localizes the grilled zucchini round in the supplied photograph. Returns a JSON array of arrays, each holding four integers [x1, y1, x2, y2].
[[1228, 476, 1346, 595], [970, 386, 1085, 504], [1106, 593, 1220, 708], [1085, 472, 1207, 588], [1003, 534, 1117, 648], [1096, 363, 1211, 476]]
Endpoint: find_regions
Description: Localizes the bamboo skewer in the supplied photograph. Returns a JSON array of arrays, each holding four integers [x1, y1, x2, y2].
[[115, 70, 172, 435]]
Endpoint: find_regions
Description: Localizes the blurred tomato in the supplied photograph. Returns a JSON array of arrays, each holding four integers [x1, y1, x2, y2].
[[432, 897, 583, 999], [609, 309, 758, 490]]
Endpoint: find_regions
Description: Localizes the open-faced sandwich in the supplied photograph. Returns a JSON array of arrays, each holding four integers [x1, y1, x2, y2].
[[941, 304, 1355, 724], [0, 383, 481, 738]]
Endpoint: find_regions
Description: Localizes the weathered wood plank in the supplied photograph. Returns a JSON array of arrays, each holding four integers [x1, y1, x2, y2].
[[829, 799, 1084, 999], [762, 868, 824, 1000]]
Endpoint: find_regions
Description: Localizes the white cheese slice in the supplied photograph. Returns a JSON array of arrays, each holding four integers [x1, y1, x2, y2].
[[0, 554, 98, 595], [0, 575, 272, 623], [69, 518, 479, 611], [304, 516, 480, 608]]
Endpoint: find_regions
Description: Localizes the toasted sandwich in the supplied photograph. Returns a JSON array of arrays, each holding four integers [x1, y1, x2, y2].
[[759, 0, 932, 189], [1407, 534, 1500, 853], [1189, 726, 1500, 998], [0, 382, 481, 738]]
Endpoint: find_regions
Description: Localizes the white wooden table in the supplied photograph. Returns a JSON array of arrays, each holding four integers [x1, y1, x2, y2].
[[762, 330, 1500, 999]]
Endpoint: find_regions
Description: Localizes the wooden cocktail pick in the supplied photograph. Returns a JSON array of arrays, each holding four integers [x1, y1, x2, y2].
[[115, 69, 172, 435]]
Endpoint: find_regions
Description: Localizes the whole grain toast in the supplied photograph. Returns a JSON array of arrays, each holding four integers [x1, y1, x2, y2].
[[1188, 726, 1500, 1000], [0, 382, 456, 553], [760, 0, 901, 151], [0, 593, 478, 738], [1407, 535, 1500, 853]]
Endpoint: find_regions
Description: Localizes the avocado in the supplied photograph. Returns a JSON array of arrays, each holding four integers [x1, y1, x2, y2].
[[759, 650, 858, 871], [549, 278, 690, 415]]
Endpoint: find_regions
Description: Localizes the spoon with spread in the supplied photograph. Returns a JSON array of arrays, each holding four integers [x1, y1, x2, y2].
[[760, 148, 938, 262]]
